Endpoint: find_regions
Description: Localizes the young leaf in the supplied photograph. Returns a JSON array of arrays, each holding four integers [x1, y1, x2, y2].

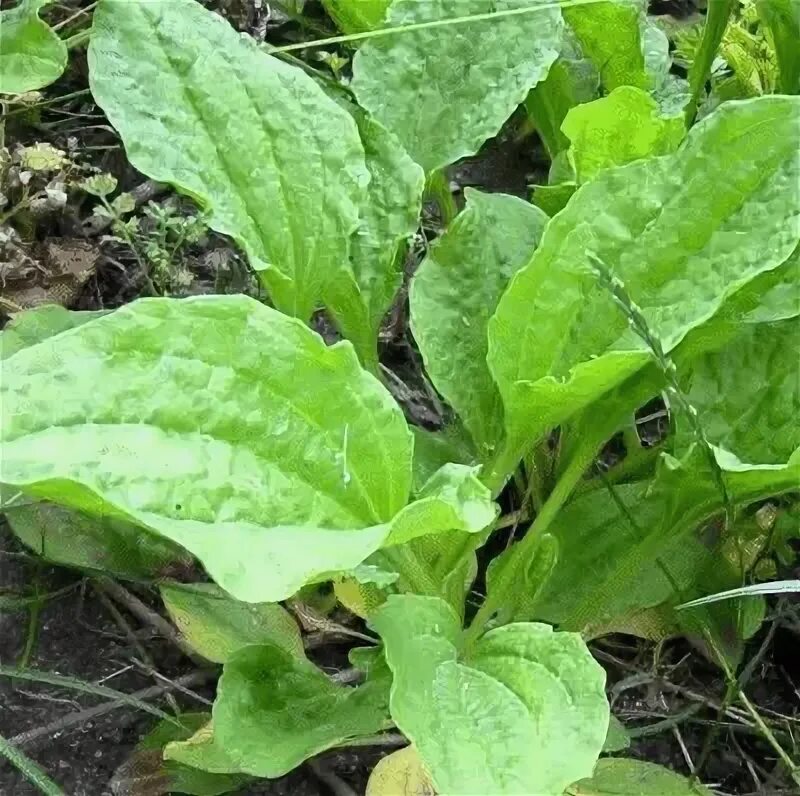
[[676, 318, 800, 467], [487, 96, 800, 487], [561, 86, 685, 183], [603, 715, 631, 753], [88, 0, 371, 341], [208, 644, 390, 777], [322, 0, 389, 32], [567, 758, 711, 795], [524, 29, 600, 158], [563, 0, 649, 91], [366, 746, 435, 796], [410, 190, 547, 458], [757, 0, 800, 93], [0, 0, 67, 94], [160, 583, 304, 663], [165, 722, 241, 777], [1, 297, 496, 602], [351, 0, 563, 173], [371, 594, 609, 795]]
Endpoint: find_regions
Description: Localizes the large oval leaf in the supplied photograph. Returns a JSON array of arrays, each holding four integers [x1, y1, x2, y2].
[[88, 0, 368, 327], [371, 595, 609, 795], [1, 298, 496, 601], [351, 0, 563, 173], [487, 96, 800, 483]]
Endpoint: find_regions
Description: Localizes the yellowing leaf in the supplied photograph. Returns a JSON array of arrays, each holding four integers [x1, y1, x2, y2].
[[160, 583, 304, 663], [366, 746, 436, 796]]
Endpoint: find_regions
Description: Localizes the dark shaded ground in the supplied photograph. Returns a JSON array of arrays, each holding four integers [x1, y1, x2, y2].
[[1, 522, 389, 795]]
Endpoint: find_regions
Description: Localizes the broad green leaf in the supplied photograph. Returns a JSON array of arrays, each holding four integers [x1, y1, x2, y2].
[[567, 758, 712, 795], [0, 0, 67, 94], [564, 0, 649, 91], [1, 297, 496, 602], [561, 86, 685, 183], [322, 0, 389, 32], [160, 583, 303, 663], [1, 306, 182, 581], [88, 0, 370, 339], [557, 248, 800, 488], [487, 96, 800, 487], [348, 113, 424, 357], [209, 644, 390, 777], [1, 305, 106, 360], [351, 0, 563, 173], [113, 713, 250, 796], [366, 746, 435, 796], [372, 594, 609, 795], [532, 446, 800, 635], [5, 502, 188, 579], [677, 318, 800, 467], [411, 190, 547, 458], [757, 0, 800, 93], [525, 28, 600, 158]]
